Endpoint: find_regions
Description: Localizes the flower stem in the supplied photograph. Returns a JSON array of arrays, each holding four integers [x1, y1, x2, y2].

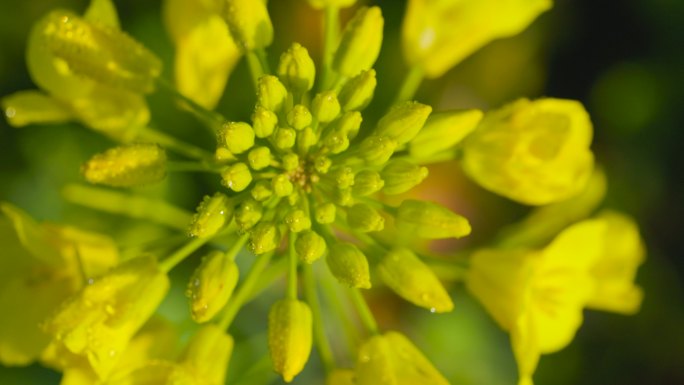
[[320, 6, 339, 91], [247, 51, 265, 90], [160, 236, 210, 273], [303, 264, 335, 373], [156, 77, 225, 132], [348, 288, 379, 335], [167, 161, 222, 173], [287, 232, 299, 300], [394, 66, 425, 104], [138, 127, 214, 161]]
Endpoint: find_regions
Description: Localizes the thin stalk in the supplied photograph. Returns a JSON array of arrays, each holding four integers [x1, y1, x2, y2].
[[287, 232, 299, 300], [246, 51, 265, 90], [303, 265, 335, 373], [160, 236, 210, 273], [394, 66, 425, 105], [255, 48, 271, 74], [348, 288, 379, 335], [167, 161, 222, 173], [138, 127, 213, 160], [226, 232, 250, 261], [320, 6, 339, 91], [156, 78, 225, 131]]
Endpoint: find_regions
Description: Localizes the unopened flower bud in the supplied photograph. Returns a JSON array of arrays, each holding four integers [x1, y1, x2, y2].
[[326, 242, 371, 288], [334, 187, 354, 207], [287, 104, 313, 130], [314, 156, 332, 174], [189, 192, 233, 239], [312, 91, 341, 123], [187, 251, 239, 323], [378, 248, 453, 312], [268, 299, 313, 383], [381, 159, 429, 195], [250, 221, 281, 254], [274, 127, 297, 150], [295, 230, 327, 263], [278, 42, 316, 93], [218, 121, 255, 154], [251, 180, 273, 201], [252, 106, 279, 138], [315, 202, 336, 224], [221, 0, 273, 51], [248, 146, 272, 170], [352, 170, 384, 196], [297, 126, 318, 154], [409, 109, 483, 159], [257, 75, 288, 112], [347, 203, 384, 232], [333, 7, 383, 77], [375, 101, 432, 145], [282, 153, 300, 171], [323, 112, 362, 153], [180, 325, 234, 385], [82, 143, 166, 187], [396, 200, 471, 239], [285, 209, 312, 233], [338, 69, 376, 112], [235, 198, 263, 230], [328, 166, 355, 189], [357, 135, 397, 166], [221, 162, 252, 192], [272, 174, 294, 197]]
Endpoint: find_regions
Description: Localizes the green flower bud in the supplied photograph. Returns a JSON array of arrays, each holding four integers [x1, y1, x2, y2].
[[295, 230, 327, 263], [332, 7, 384, 77], [323, 112, 362, 153], [334, 187, 354, 207], [381, 159, 429, 195], [252, 106, 279, 138], [268, 299, 313, 383], [314, 156, 332, 174], [352, 170, 384, 196], [375, 101, 432, 145], [396, 200, 471, 239], [274, 127, 297, 150], [282, 153, 300, 171], [338, 69, 376, 112], [272, 174, 294, 197], [287, 104, 313, 131], [41, 11, 162, 93], [215, 147, 236, 162], [189, 192, 233, 239], [221, 0, 273, 51], [285, 209, 312, 233], [82, 143, 166, 187], [187, 251, 239, 322], [180, 325, 234, 385], [311, 91, 341, 123], [278, 43, 316, 93], [257, 75, 288, 112], [357, 135, 397, 166], [409, 109, 483, 159], [347, 203, 384, 232], [248, 146, 272, 170], [250, 221, 281, 255], [297, 126, 318, 154], [251, 180, 273, 201], [221, 162, 252, 192], [235, 198, 263, 230], [328, 166, 355, 189], [218, 122, 255, 154], [315, 202, 336, 224], [377, 248, 453, 313], [326, 242, 371, 288]]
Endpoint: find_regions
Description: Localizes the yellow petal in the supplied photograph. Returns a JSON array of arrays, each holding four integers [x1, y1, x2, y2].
[[1, 90, 73, 128]]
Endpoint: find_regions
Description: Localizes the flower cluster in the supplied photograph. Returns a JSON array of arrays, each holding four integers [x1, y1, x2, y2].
[[1, 0, 645, 384]]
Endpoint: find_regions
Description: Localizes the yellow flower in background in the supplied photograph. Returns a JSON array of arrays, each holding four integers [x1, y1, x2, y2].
[[0, 203, 118, 366], [462, 98, 595, 205], [402, 0, 552, 78]]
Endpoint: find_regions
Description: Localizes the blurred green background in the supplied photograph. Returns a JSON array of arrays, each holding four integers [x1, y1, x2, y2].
[[1, 0, 683, 384]]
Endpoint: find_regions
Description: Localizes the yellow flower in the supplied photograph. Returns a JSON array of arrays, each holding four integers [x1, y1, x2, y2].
[[402, 0, 552, 78], [462, 98, 594, 205], [0, 203, 118, 366]]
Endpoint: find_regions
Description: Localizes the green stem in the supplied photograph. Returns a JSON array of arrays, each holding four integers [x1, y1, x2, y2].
[[320, 6, 339, 91], [138, 127, 213, 160], [156, 78, 225, 131], [219, 251, 274, 330], [226, 232, 250, 261], [287, 232, 299, 300], [255, 48, 271, 74], [320, 268, 360, 352], [394, 66, 425, 104], [348, 288, 379, 335], [167, 161, 222, 173], [303, 265, 335, 373], [160, 236, 210, 273], [247, 51, 265, 90]]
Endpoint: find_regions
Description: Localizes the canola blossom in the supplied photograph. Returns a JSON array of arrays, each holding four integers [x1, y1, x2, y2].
[[0, 0, 645, 384]]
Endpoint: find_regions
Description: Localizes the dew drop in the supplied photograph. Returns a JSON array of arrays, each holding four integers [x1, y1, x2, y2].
[[430, 307, 436, 313], [5, 107, 16, 118]]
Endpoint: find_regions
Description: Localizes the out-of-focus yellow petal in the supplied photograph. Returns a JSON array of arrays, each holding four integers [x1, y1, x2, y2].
[[84, 0, 121, 29], [1, 90, 73, 128], [0, 203, 64, 267], [402, 0, 552, 78], [43, 224, 119, 279]]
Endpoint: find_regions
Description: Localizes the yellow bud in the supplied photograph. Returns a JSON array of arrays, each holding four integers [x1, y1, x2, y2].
[[356, 331, 449, 385], [251, 180, 274, 201], [357, 135, 397, 166], [381, 159, 428, 195], [396, 199, 471, 239], [268, 299, 313, 383], [409, 109, 483, 160], [338, 69, 377, 112], [1, 90, 72, 128], [282, 153, 300, 171], [278, 42, 316, 93], [187, 251, 239, 323], [180, 324, 234, 385], [315, 202, 336, 224], [188, 192, 233, 239], [257, 75, 288, 112], [250, 221, 280, 254], [285, 209, 312, 233], [352, 170, 384, 197], [375, 101, 432, 145], [248, 146, 272, 170], [221, 0, 273, 51], [274, 127, 297, 150], [326, 242, 371, 288], [334, 187, 354, 207], [235, 198, 263, 230], [295, 230, 327, 264], [462, 98, 594, 205], [314, 156, 333, 174], [312, 91, 341, 123], [328, 166, 355, 189], [333, 6, 384, 77], [252, 105, 279, 138], [287, 104, 313, 130], [41, 10, 162, 93], [81, 143, 166, 187], [272, 174, 294, 197], [297, 126, 318, 154], [221, 162, 252, 192], [323, 112, 362, 153], [378, 248, 453, 312], [217, 121, 255, 154], [307, 0, 357, 10], [347, 203, 384, 233]]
